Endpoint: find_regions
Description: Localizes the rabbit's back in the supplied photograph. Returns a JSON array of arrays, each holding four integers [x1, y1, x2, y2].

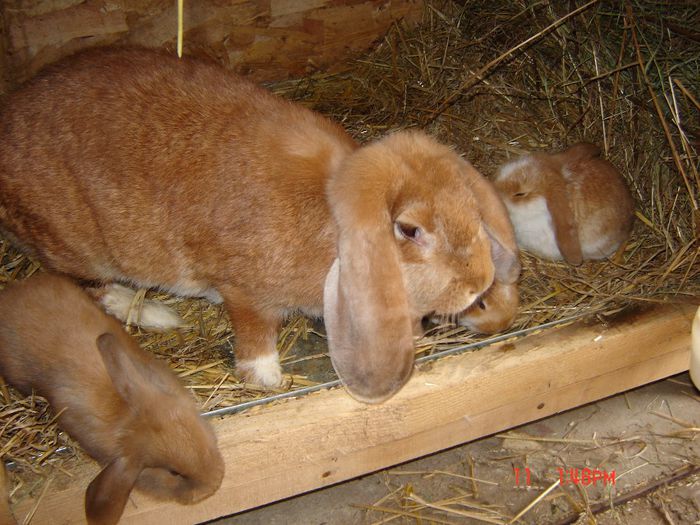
[[563, 153, 635, 259], [0, 48, 351, 303], [0, 274, 127, 459]]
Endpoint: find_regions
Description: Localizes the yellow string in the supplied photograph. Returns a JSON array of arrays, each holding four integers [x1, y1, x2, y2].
[[177, 0, 183, 57]]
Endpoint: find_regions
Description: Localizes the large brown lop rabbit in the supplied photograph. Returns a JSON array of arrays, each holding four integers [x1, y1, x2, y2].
[[494, 143, 635, 265], [0, 48, 518, 403], [0, 274, 224, 525]]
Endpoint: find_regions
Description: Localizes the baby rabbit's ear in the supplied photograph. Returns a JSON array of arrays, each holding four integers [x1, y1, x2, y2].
[[323, 158, 415, 404], [542, 166, 583, 265], [85, 456, 141, 525]]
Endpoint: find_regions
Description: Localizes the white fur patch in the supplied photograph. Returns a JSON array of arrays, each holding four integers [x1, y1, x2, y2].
[[100, 283, 184, 330], [496, 157, 532, 182], [561, 166, 575, 182], [237, 353, 283, 387], [161, 280, 223, 304], [505, 196, 563, 260], [202, 289, 224, 304]]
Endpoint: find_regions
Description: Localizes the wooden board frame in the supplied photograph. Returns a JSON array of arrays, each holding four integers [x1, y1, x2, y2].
[[13, 303, 695, 524]]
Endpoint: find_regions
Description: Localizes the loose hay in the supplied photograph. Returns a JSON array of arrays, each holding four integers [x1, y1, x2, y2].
[[360, 381, 700, 524], [0, 0, 698, 507]]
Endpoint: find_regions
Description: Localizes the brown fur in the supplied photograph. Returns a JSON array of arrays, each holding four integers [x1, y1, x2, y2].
[[0, 274, 224, 525], [450, 164, 521, 334], [0, 47, 508, 402], [458, 161, 521, 284], [494, 143, 635, 265]]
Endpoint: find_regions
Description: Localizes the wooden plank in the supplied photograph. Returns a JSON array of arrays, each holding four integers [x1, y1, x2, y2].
[[4, 0, 425, 86], [8, 4, 128, 49], [12, 303, 694, 524]]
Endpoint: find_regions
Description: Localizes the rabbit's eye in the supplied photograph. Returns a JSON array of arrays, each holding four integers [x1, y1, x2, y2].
[[478, 299, 486, 310], [513, 192, 528, 198], [395, 221, 422, 242], [168, 469, 183, 478]]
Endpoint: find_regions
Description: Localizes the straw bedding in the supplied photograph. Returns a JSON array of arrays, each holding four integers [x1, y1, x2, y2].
[[0, 0, 698, 503]]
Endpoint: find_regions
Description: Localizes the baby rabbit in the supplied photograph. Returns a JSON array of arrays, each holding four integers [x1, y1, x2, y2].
[[0, 49, 513, 402], [457, 281, 519, 334], [494, 143, 635, 265], [0, 273, 224, 525], [0, 47, 519, 403]]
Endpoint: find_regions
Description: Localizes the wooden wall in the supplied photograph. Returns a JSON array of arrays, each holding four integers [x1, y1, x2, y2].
[[0, 0, 423, 89], [0, 8, 9, 95]]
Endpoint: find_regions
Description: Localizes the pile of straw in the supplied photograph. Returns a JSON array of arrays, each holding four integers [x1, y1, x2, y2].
[[1, 0, 698, 498]]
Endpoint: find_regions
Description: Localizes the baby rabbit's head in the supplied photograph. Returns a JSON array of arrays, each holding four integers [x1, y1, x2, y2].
[[85, 333, 223, 524]]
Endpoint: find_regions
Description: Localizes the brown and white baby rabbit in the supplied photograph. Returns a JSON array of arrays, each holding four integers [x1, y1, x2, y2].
[[0, 274, 224, 525], [494, 143, 635, 265], [0, 48, 519, 403]]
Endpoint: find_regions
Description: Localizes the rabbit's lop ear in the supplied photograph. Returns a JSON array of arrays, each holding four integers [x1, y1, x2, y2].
[[324, 148, 415, 404], [484, 226, 520, 283], [459, 160, 520, 283], [85, 456, 141, 525], [542, 167, 583, 265], [96, 332, 168, 403]]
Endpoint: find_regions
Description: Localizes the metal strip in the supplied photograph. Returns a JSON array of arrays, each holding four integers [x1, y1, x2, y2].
[[203, 311, 590, 418]]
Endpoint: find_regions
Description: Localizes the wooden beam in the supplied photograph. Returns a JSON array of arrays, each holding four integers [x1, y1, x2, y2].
[[13, 303, 695, 524], [3, 0, 425, 86]]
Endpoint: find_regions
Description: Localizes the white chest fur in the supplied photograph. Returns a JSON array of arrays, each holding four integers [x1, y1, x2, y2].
[[505, 197, 563, 260]]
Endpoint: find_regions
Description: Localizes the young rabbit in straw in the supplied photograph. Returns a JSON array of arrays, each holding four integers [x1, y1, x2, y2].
[[456, 281, 519, 334], [0, 48, 518, 403], [0, 273, 224, 525], [493, 143, 635, 265]]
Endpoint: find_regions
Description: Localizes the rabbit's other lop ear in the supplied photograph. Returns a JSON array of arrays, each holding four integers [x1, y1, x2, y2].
[[484, 226, 520, 283], [324, 149, 415, 404], [459, 160, 520, 283], [542, 166, 583, 265], [85, 456, 141, 525]]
